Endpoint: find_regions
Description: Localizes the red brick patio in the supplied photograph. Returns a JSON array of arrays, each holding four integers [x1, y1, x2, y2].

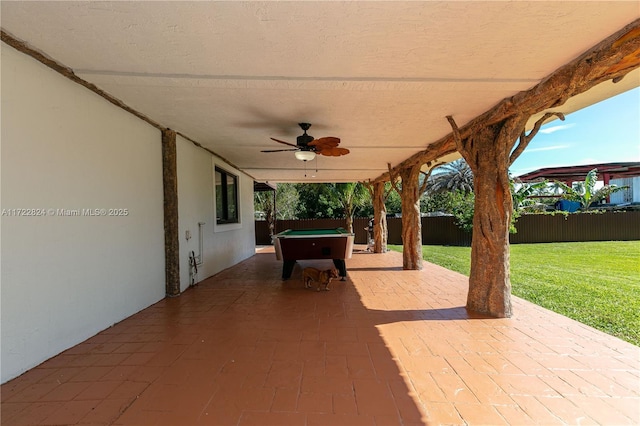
[[2, 247, 638, 425]]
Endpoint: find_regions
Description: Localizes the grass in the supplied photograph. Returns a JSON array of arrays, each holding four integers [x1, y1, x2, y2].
[[389, 241, 640, 346]]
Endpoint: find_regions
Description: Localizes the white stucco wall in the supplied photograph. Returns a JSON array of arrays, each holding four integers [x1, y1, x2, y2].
[[177, 136, 255, 291], [1, 45, 166, 383]]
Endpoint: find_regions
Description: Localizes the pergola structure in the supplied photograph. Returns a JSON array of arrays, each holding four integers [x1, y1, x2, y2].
[[2, 3, 639, 319], [518, 162, 640, 185]]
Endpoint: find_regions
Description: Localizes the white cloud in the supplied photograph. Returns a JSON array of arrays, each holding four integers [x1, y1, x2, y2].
[[539, 123, 576, 134], [511, 162, 567, 176], [525, 144, 570, 153]]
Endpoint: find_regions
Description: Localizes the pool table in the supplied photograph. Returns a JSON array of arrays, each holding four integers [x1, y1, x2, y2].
[[273, 228, 355, 280]]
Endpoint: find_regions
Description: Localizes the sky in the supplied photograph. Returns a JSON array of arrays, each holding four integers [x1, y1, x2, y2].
[[510, 87, 640, 177]]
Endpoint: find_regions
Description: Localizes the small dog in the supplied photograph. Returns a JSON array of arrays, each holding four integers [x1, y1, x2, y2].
[[302, 267, 339, 291]]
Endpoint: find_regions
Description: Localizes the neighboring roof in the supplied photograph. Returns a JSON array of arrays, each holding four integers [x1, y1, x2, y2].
[[518, 162, 640, 182]]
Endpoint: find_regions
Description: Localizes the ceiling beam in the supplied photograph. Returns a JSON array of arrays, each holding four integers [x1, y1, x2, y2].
[[374, 19, 640, 184]]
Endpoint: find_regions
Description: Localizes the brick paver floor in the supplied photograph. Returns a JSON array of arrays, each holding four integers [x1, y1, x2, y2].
[[2, 247, 639, 425]]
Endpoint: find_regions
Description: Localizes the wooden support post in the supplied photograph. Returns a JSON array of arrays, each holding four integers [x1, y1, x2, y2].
[[162, 129, 180, 297], [388, 162, 443, 270], [447, 112, 563, 317], [372, 181, 388, 253], [399, 165, 423, 270], [272, 189, 277, 237], [363, 180, 389, 253], [603, 173, 611, 203], [388, 164, 421, 269], [455, 121, 521, 317]]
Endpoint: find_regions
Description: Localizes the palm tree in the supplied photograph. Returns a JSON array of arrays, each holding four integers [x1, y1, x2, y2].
[[548, 181, 564, 196], [329, 183, 369, 233], [428, 159, 474, 194]]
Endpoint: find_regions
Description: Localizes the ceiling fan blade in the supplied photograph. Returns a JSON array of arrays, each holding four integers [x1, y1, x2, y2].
[[261, 149, 299, 153], [308, 137, 340, 149], [270, 137, 298, 148], [318, 147, 350, 157]]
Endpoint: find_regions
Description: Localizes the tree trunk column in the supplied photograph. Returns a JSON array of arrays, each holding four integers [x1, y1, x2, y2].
[[449, 118, 527, 318], [399, 165, 423, 270], [372, 181, 388, 253], [162, 129, 180, 297], [467, 128, 513, 317]]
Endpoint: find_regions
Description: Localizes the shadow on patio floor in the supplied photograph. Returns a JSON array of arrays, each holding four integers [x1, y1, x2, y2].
[[2, 248, 639, 425]]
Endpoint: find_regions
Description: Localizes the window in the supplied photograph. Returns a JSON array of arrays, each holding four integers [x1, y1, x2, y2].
[[215, 167, 239, 224]]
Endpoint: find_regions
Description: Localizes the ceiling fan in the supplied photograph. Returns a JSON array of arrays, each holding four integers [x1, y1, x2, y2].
[[261, 123, 349, 161]]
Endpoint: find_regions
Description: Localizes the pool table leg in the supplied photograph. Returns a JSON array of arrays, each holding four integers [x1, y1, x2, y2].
[[333, 259, 347, 281], [282, 260, 296, 280]]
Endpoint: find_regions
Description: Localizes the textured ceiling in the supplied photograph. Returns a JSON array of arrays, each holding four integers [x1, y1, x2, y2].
[[2, 1, 638, 182]]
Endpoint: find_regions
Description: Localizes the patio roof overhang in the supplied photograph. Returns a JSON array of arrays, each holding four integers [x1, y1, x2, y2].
[[1, 2, 638, 184], [254, 181, 277, 192], [2, 2, 639, 318]]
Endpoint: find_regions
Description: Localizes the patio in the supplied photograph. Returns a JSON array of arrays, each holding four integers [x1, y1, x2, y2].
[[2, 247, 638, 425]]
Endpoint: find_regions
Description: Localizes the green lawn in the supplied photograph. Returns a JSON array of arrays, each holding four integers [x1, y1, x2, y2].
[[389, 241, 640, 346]]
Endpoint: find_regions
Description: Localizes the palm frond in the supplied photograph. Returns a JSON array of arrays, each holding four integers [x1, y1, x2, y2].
[[427, 159, 474, 194]]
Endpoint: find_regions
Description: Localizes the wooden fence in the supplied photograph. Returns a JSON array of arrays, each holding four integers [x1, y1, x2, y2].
[[509, 211, 640, 243], [255, 211, 640, 246]]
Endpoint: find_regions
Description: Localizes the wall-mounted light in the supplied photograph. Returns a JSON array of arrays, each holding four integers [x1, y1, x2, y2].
[[294, 150, 316, 161]]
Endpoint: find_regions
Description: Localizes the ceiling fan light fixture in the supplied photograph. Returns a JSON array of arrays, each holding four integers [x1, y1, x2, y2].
[[295, 150, 316, 161]]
